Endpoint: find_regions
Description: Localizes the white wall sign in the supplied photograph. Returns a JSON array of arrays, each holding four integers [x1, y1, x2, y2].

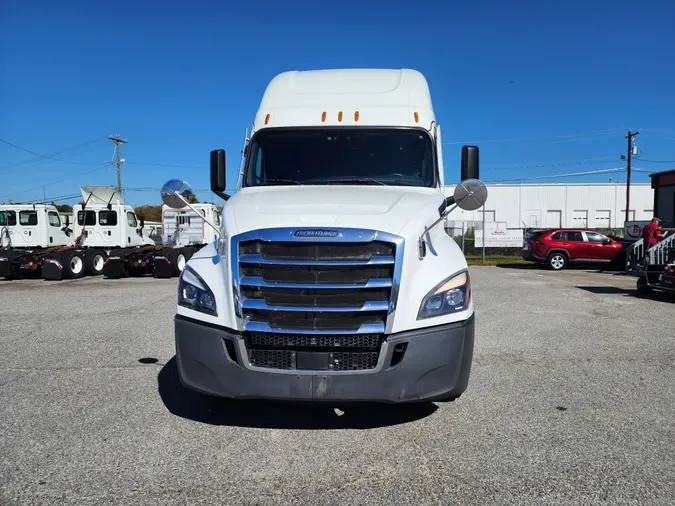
[[475, 229, 524, 248]]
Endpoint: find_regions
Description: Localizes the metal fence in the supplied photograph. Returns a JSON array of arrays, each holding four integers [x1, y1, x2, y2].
[[444, 220, 524, 263], [445, 218, 639, 266]]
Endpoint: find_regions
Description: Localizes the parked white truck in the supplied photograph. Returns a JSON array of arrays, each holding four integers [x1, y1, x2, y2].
[[163, 68, 487, 404], [1, 187, 218, 280], [146, 203, 221, 278], [0, 203, 73, 279]]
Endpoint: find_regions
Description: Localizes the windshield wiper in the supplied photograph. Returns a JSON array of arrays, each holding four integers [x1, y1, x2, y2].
[[259, 178, 303, 186], [307, 177, 388, 186]]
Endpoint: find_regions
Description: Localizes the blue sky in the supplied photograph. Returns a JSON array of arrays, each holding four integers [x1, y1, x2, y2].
[[2, 0, 674, 207]]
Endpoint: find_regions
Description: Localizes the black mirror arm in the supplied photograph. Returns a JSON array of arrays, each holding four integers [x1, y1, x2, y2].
[[438, 195, 455, 216], [213, 190, 231, 201]]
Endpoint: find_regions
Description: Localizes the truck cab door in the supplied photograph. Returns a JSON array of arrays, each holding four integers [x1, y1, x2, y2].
[[125, 211, 144, 246], [17, 209, 39, 247], [47, 211, 68, 246], [97, 210, 118, 246], [76, 210, 97, 246], [0, 210, 17, 248]]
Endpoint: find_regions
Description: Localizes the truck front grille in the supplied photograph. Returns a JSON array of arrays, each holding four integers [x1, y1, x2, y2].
[[244, 331, 383, 371], [231, 228, 404, 372]]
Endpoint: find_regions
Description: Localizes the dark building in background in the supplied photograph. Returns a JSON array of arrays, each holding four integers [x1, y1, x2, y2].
[[651, 169, 675, 227]]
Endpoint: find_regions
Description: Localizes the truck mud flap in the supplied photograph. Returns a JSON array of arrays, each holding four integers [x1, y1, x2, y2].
[[153, 248, 191, 278], [41, 251, 86, 280], [0, 251, 21, 279], [0, 259, 11, 278], [152, 253, 174, 278], [41, 256, 65, 280], [103, 255, 129, 279]]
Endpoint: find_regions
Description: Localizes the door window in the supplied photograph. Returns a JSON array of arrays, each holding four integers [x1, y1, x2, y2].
[[0, 211, 17, 226], [126, 212, 138, 227], [556, 231, 583, 241], [586, 232, 609, 243], [48, 212, 61, 227]]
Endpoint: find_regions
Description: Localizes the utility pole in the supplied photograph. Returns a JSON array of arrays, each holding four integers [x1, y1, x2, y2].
[[623, 129, 639, 223], [108, 134, 127, 193]]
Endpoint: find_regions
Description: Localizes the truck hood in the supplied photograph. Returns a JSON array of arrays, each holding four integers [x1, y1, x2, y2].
[[227, 185, 444, 236]]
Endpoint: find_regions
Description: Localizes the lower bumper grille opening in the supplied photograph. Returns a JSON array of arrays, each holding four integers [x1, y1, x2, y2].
[[247, 348, 380, 371], [244, 332, 383, 371], [223, 338, 239, 364]]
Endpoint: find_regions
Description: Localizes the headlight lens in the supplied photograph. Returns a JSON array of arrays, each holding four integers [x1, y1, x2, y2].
[[417, 271, 470, 319], [178, 265, 217, 316]]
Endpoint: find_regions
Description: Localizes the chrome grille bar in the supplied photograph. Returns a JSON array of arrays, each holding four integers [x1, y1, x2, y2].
[[231, 227, 404, 336]]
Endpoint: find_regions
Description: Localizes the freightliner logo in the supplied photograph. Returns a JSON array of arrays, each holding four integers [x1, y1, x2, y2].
[[293, 229, 341, 238]]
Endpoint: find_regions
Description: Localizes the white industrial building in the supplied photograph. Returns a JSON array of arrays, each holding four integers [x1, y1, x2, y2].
[[442, 183, 654, 230]]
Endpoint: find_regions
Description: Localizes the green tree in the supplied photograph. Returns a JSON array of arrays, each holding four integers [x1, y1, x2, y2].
[[53, 203, 73, 213], [135, 205, 162, 222]]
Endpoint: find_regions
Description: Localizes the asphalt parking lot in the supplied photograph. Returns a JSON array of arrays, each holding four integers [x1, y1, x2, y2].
[[1, 266, 674, 505]]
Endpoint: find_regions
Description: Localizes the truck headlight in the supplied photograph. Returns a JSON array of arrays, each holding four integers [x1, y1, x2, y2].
[[178, 265, 217, 316], [417, 271, 470, 319]]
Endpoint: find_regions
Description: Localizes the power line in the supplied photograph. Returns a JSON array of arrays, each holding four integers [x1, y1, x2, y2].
[[0, 137, 103, 168], [484, 167, 628, 183], [0, 137, 106, 172], [125, 161, 205, 170], [482, 156, 617, 172], [635, 158, 675, 164], [7, 162, 112, 198], [442, 128, 623, 146]]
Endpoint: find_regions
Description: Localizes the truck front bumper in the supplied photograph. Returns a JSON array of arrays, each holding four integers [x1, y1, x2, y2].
[[174, 314, 475, 403]]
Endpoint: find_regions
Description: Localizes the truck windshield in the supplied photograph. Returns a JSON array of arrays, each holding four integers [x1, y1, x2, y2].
[[243, 128, 436, 188]]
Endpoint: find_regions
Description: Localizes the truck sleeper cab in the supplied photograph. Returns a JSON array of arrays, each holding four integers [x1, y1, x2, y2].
[[170, 68, 484, 403]]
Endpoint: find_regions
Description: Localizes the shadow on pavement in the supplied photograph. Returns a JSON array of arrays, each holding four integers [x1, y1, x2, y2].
[[494, 263, 547, 270], [576, 285, 675, 303], [157, 356, 438, 429], [576, 286, 633, 295]]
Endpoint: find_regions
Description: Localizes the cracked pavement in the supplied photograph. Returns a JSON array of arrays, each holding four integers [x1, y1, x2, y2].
[[1, 267, 674, 505]]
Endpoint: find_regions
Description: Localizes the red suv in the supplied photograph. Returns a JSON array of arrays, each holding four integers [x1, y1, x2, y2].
[[522, 228, 623, 270]]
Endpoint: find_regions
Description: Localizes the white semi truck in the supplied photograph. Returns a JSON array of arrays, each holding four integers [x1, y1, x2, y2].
[[1, 187, 219, 280], [0, 203, 73, 279], [163, 68, 488, 404]]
